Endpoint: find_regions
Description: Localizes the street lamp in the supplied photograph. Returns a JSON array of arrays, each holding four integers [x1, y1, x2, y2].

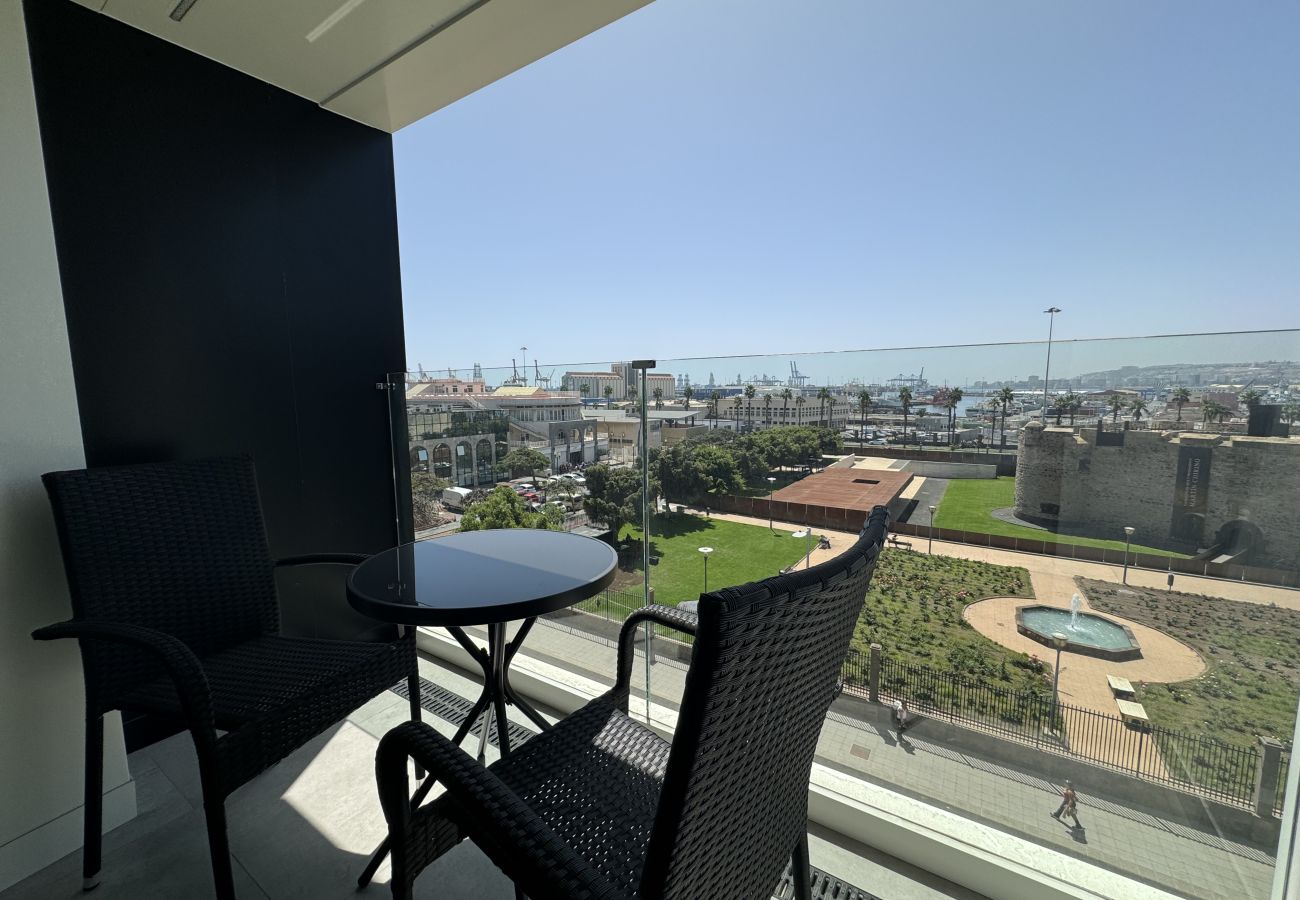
[[928, 505, 937, 554], [1042, 307, 1061, 419], [766, 476, 777, 531], [1050, 631, 1068, 729], [1122, 526, 1135, 584], [792, 529, 814, 569], [698, 546, 713, 592]]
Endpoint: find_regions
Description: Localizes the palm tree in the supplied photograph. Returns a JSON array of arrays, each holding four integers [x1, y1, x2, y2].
[[780, 388, 793, 425], [948, 387, 963, 445], [763, 393, 773, 428], [579, 383, 590, 401], [794, 394, 806, 425], [603, 385, 614, 408], [984, 398, 1001, 449], [827, 394, 837, 430], [743, 384, 757, 433], [1051, 395, 1065, 426], [1171, 386, 1191, 423], [1107, 394, 1125, 423], [682, 384, 694, 411], [1240, 388, 1264, 409], [628, 384, 638, 405], [856, 390, 872, 448], [652, 386, 664, 410], [709, 390, 721, 429], [733, 393, 743, 432], [1129, 397, 1149, 426], [1281, 403, 1299, 427], [1065, 392, 1084, 425], [817, 387, 831, 427], [997, 386, 1015, 449], [1202, 400, 1230, 427], [899, 386, 914, 445]]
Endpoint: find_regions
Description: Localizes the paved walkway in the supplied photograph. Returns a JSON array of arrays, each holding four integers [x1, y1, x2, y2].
[[497, 616, 1277, 900]]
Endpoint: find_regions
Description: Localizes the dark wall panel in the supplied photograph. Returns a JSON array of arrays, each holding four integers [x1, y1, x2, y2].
[[24, 0, 406, 585]]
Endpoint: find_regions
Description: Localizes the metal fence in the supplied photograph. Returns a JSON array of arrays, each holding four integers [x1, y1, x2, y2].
[[856, 654, 1269, 809]]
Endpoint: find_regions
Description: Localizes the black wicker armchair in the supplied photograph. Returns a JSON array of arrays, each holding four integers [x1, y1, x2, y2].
[[32, 456, 419, 899], [376, 506, 890, 900]]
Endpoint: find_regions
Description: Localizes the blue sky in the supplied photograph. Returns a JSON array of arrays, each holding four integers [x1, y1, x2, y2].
[[394, 0, 1297, 378]]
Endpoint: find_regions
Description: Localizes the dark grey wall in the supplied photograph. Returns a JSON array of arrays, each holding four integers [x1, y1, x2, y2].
[[25, 0, 408, 662]]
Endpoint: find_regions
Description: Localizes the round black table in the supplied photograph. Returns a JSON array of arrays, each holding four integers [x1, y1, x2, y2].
[[348, 529, 617, 888], [346, 529, 617, 759]]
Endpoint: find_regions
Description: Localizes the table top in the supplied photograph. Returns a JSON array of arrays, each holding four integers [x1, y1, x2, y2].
[[1115, 699, 1149, 721], [1107, 675, 1135, 694], [346, 529, 618, 627]]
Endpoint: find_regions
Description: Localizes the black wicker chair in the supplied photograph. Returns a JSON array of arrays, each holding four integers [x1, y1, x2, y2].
[[32, 456, 420, 899], [376, 506, 890, 900]]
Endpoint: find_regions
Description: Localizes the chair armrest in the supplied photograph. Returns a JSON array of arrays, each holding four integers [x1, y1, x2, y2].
[[614, 604, 699, 692], [32, 620, 216, 746], [376, 721, 611, 900], [273, 552, 368, 568]]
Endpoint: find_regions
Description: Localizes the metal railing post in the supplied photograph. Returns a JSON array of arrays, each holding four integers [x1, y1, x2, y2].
[[1255, 737, 1285, 818], [868, 644, 881, 703]]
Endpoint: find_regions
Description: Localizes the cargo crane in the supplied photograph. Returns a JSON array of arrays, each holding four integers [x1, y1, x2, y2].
[[534, 362, 553, 390], [788, 361, 810, 388]]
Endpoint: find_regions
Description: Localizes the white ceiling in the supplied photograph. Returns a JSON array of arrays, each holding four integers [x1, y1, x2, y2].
[[74, 0, 653, 132]]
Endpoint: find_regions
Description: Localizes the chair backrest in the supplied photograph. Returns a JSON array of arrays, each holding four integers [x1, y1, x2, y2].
[[641, 506, 889, 900], [44, 457, 279, 703]]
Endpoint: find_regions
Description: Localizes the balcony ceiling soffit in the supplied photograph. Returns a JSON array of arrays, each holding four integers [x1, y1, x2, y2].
[[79, 0, 652, 132]]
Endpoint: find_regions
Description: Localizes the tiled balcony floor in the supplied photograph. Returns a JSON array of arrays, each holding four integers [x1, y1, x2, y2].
[[1, 655, 979, 900]]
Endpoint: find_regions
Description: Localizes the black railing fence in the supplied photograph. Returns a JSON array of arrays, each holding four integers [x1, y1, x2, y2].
[[853, 654, 1278, 810]]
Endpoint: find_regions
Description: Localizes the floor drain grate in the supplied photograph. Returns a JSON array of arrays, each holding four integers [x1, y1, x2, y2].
[[391, 678, 537, 750], [773, 866, 881, 899]]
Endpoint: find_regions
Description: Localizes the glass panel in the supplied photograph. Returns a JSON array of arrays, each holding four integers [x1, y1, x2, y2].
[[390, 329, 1300, 899]]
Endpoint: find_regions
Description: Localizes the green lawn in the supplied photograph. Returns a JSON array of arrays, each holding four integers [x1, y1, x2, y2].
[[615, 513, 819, 605], [935, 477, 1184, 557], [856, 549, 1049, 696], [1081, 578, 1299, 750]]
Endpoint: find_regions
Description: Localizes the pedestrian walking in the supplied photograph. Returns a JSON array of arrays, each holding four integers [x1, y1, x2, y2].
[[1051, 779, 1081, 828], [893, 698, 914, 734]]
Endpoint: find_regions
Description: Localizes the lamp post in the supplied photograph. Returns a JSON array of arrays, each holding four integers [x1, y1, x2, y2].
[[766, 476, 777, 531], [1050, 631, 1067, 730], [928, 505, 937, 554], [792, 529, 813, 569], [698, 546, 713, 592], [1122, 526, 1135, 584], [1041, 307, 1061, 419]]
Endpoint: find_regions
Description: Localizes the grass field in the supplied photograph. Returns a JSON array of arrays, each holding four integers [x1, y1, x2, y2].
[[935, 477, 1184, 557], [1082, 578, 1299, 750], [614, 513, 818, 604], [855, 548, 1049, 695]]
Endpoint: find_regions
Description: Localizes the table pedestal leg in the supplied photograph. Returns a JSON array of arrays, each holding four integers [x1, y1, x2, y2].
[[357, 618, 547, 888]]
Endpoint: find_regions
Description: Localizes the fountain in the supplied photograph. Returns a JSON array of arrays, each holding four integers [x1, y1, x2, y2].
[[1016, 602, 1142, 661]]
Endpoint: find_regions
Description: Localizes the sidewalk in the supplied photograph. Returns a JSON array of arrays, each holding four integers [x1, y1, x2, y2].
[[503, 613, 1277, 900]]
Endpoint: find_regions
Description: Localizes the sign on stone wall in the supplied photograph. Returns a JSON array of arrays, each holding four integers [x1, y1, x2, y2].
[[1170, 444, 1212, 543]]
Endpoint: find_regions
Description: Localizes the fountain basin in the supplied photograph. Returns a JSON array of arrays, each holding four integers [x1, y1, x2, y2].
[[1015, 605, 1142, 661]]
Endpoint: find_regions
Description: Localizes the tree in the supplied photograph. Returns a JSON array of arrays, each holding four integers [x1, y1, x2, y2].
[[743, 384, 757, 433], [603, 385, 614, 408], [899, 386, 914, 445], [1050, 394, 1065, 426], [943, 387, 963, 445], [1171, 386, 1191, 423], [502, 447, 550, 482], [582, 464, 646, 540], [709, 390, 721, 429], [1128, 397, 1149, 425], [579, 383, 590, 400], [1240, 388, 1264, 409], [1281, 403, 1299, 427], [983, 398, 1001, 448], [763, 393, 773, 429], [459, 486, 559, 532], [628, 384, 638, 405], [817, 387, 831, 427], [997, 386, 1015, 449], [411, 473, 451, 531], [794, 394, 806, 425], [1108, 395, 1126, 423], [653, 386, 664, 410], [1202, 400, 1230, 426], [780, 388, 793, 426], [692, 444, 744, 495], [856, 390, 872, 448], [682, 384, 694, 410], [733, 393, 743, 432], [1064, 392, 1084, 425]]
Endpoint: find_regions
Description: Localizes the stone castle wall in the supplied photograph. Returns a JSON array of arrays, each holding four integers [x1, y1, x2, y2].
[[1014, 423, 1300, 564]]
